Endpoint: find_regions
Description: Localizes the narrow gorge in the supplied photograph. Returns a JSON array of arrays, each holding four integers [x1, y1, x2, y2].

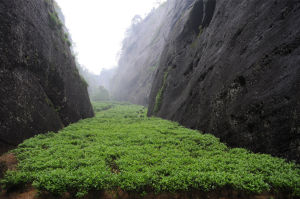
[[0, 0, 299, 198], [112, 0, 300, 163]]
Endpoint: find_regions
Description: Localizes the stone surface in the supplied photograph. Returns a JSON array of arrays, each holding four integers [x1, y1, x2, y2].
[[111, 0, 196, 106], [0, 0, 94, 154], [148, 0, 300, 162]]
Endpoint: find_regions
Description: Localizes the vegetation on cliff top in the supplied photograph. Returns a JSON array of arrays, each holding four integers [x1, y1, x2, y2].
[[1, 102, 299, 197]]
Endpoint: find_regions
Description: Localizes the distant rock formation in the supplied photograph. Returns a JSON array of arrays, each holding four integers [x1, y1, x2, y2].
[[0, 0, 94, 154], [99, 68, 116, 91], [111, 1, 189, 106], [78, 67, 115, 101]]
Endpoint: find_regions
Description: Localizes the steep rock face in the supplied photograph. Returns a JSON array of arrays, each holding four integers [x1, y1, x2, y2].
[[111, 0, 195, 105], [0, 0, 94, 154], [148, 0, 300, 162]]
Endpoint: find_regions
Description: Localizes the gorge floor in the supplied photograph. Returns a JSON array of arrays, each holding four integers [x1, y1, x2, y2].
[[0, 102, 299, 199]]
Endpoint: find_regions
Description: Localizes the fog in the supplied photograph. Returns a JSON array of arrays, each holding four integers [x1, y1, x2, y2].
[[57, 0, 166, 74]]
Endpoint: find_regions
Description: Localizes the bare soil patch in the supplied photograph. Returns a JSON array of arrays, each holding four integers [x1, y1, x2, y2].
[[0, 153, 17, 179], [0, 187, 296, 199]]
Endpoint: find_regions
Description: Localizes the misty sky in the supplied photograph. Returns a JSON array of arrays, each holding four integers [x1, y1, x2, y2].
[[57, 0, 166, 74]]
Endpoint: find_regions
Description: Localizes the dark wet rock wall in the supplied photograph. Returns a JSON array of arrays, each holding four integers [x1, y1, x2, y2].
[[0, 0, 94, 154], [148, 0, 300, 162]]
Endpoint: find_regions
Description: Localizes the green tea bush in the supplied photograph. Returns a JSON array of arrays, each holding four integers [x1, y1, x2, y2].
[[1, 102, 299, 197]]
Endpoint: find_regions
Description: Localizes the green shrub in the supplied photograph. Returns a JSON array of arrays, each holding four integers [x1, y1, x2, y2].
[[49, 11, 62, 30], [154, 71, 168, 113], [1, 102, 299, 197], [80, 75, 88, 87], [63, 33, 72, 47]]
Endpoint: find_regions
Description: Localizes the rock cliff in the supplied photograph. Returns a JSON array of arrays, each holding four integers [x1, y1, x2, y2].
[[0, 0, 94, 154], [148, 0, 300, 162], [111, 0, 196, 105]]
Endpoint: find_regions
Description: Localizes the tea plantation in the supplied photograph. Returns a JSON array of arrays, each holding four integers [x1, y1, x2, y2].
[[1, 102, 299, 197]]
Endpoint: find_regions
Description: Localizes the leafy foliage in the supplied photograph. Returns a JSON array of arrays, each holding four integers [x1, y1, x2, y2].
[[63, 33, 72, 47], [154, 71, 168, 113], [1, 102, 299, 197], [79, 75, 89, 88], [48, 11, 62, 30]]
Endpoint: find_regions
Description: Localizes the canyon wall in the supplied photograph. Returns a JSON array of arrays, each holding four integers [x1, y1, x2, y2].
[[111, 0, 196, 105], [0, 0, 94, 154], [148, 0, 300, 162]]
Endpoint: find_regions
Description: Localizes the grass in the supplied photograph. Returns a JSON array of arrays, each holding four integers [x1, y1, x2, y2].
[[1, 102, 300, 197]]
